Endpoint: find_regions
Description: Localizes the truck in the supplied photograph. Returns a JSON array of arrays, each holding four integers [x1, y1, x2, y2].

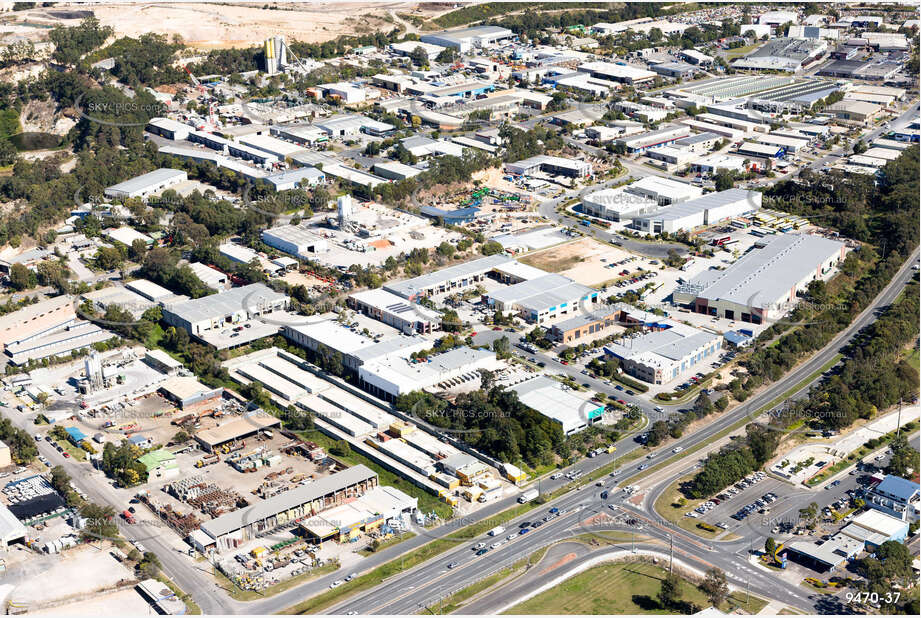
[[121, 510, 135, 524], [518, 488, 539, 504], [487, 526, 505, 537]]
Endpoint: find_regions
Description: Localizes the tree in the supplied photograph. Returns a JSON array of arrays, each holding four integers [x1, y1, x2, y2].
[[885, 434, 915, 479], [331, 439, 351, 457], [79, 502, 117, 541], [658, 571, 681, 609], [799, 502, 819, 529], [764, 537, 776, 558], [699, 567, 728, 608], [492, 336, 511, 359], [693, 393, 713, 417], [713, 168, 735, 191], [409, 45, 429, 68], [853, 139, 867, 154], [480, 240, 504, 256], [8, 262, 35, 291]]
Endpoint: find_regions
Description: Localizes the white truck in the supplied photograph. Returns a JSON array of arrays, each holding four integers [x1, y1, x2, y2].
[[487, 526, 505, 537], [518, 488, 540, 504]]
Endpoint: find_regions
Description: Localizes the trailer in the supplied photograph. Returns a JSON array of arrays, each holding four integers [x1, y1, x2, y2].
[[518, 488, 539, 503]]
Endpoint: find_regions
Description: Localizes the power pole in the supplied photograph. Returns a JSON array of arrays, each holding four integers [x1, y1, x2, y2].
[[896, 399, 902, 438], [669, 533, 674, 574]]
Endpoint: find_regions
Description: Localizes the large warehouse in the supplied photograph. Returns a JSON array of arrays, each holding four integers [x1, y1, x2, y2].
[[604, 317, 722, 385], [384, 254, 513, 301], [487, 273, 599, 324], [104, 168, 187, 200], [577, 61, 657, 85], [420, 26, 514, 52], [261, 224, 329, 258], [673, 233, 846, 323], [162, 283, 290, 346], [510, 376, 604, 435], [582, 187, 659, 221], [358, 346, 497, 400], [195, 465, 378, 552], [348, 288, 442, 334], [505, 155, 592, 178], [631, 188, 761, 234]]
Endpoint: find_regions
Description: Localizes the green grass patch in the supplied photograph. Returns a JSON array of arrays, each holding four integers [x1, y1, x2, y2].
[[725, 43, 760, 59], [652, 475, 720, 539], [504, 561, 762, 614], [53, 438, 87, 461], [906, 347, 920, 371], [358, 532, 417, 556]]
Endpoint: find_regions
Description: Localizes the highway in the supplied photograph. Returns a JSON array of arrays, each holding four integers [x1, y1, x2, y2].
[[320, 245, 919, 615]]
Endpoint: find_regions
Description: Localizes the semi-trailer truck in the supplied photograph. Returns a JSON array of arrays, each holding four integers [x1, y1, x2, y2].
[[518, 488, 539, 503]]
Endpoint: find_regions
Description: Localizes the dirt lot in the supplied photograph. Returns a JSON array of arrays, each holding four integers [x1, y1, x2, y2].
[[520, 237, 635, 286], [8, 545, 134, 605], [27, 2, 423, 48], [30, 588, 151, 616]]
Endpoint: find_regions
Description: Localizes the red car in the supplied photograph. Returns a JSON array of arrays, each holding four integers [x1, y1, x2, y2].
[[63, 452, 70, 458], [560, 360, 569, 365], [492, 326, 502, 331]]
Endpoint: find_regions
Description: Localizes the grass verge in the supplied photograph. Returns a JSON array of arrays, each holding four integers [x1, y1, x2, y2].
[[157, 574, 202, 614]]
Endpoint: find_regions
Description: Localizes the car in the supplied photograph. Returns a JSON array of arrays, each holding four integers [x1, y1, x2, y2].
[[519, 521, 531, 528], [330, 580, 344, 588], [490, 542, 502, 549], [476, 548, 489, 556], [447, 562, 459, 569], [473, 542, 486, 550], [550, 473, 563, 480], [532, 521, 543, 528], [637, 464, 649, 471], [63, 452, 70, 458], [716, 522, 728, 529], [519, 528, 530, 535], [345, 573, 357, 581], [128, 506, 136, 514], [549, 507, 559, 514]]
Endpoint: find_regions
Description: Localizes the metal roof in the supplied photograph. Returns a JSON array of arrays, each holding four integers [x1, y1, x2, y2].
[[676, 233, 844, 308], [165, 283, 287, 324], [200, 464, 376, 539], [105, 168, 187, 196], [385, 254, 513, 299]]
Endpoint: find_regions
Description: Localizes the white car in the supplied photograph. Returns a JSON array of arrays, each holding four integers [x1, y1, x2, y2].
[[330, 580, 344, 588]]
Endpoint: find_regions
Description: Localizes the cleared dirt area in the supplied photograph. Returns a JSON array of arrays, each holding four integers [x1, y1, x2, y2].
[[9, 545, 134, 605], [520, 237, 635, 286], [87, 2, 419, 48]]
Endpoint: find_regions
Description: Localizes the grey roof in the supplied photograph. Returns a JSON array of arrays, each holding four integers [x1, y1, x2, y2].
[[674, 132, 721, 146], [201, 464, 376, 538], [425, 25, 512, 43], [384, 255, 513, 299], [106, 168, 186, 195], [635, 188, 759, 223], [264, 167, 325, 188], [351, 334, 429, 364], [489, 273, 595, 313], [605, 325, 718, 363], [165, 283, 287, 324], [675, 234, 845, 307], [551, 305, 619, 332]]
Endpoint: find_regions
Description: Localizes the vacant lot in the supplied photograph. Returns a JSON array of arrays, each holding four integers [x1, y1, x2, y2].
[[31, 2, 420, 48], [520, 237, 633, 286]]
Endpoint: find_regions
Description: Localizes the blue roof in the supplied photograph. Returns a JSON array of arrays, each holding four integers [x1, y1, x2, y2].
[[65, 427, 87, 441], [127, 435, 149, 444], [419, 206, 480, 221], [724, 331, 753, 346], [876, 475, 920, 501]]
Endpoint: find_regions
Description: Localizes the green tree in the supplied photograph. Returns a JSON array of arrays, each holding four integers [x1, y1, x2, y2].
[[698, 567, 728, 607], [764, 537, 776, 559], [658, 571, 681, 609], [8, 262, 35, 291]]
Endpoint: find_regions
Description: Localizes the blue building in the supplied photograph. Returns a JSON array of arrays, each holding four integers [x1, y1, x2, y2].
[[65, 427, 87, 445], [868, 475, 920, 522], [419, 206, 480, 224]]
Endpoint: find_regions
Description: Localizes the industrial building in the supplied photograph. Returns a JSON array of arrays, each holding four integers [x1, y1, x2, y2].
[[510, 375, 604, 435], [158, 376, 223, 411], [673, 233, 845, 323], [187, 262, 229, 290], [732, 37, 828, 72], [785, 534, 863, 572], [577, 61, 657, 85], [283, 321, 428, 372], [358, 346, 497, 400], [615, 125, 691, 154], [262, 167, 326, 192], [603, 316, 721, 385], [238, 134, 307, 160], [625, 176, 702, 206], [104, 168, 187, 200], [315, 115, 395, 138], [162, 283, 290, 345], [632, 188, 762, 234], [384, 254, 514, 301], [826, 100, 883, 123], [487, 273, 599, 324], [839, 510, 910, 550], [581, 186, 659, 222], [420, 26, 514, 53], [348, 288, 442, 334], [549, 305, 621, 344], [650, 61, 698, 79], [146, 117, 191, 141], [261, 225, 329, 259], [194, 465, 378, 552], [0, 503, 28, 549], [505, 155, 592, 178], [193, 411, 282, 454]]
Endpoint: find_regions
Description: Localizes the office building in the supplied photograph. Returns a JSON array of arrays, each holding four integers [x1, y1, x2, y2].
[[510, 375, 604, 435], [632, 188, 761, 234], [348, 288, 442, 334]]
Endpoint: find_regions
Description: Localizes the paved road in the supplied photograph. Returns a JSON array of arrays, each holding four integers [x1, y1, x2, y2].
[[306, 243, 919, 615]]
